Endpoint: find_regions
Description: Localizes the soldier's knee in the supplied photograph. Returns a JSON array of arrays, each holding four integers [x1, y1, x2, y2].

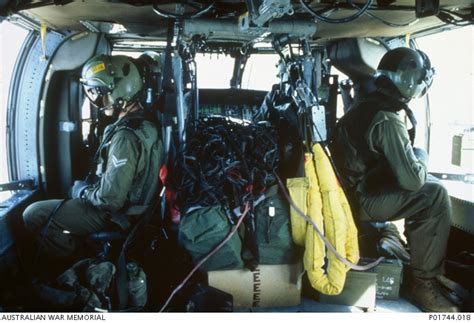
[[23, 201, 52, 232], [23, 204, 39, 232], [423, 180, 448, 201], [422, 181, 451, 220], [431, 181, 449, 205]]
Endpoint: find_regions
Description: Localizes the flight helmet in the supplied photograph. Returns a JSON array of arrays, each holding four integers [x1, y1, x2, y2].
[[375, 47, 434, 101], [81, 55, 143, 111]]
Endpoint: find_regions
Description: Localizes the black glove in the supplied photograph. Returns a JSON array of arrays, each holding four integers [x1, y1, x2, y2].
[[71, 180, 89, 199], [413, 147, 429, 165]]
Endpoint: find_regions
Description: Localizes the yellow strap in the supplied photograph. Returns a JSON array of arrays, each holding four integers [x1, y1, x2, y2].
[[405, 33, 411, 47], [40, 23, 48, 60]]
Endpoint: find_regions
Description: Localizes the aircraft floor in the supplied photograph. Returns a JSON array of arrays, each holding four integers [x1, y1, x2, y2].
[[237, 297, 422, 313]]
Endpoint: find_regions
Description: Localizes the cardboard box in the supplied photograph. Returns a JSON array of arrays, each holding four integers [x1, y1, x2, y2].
[[207, 262, 303, 309], [319, 270, 377, 310]]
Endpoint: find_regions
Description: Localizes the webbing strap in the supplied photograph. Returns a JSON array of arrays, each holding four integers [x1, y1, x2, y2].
[[115, 248, 128, 310], [402, 105, 417, 145]]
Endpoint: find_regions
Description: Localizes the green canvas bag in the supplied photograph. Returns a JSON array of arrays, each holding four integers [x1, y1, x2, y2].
[[178, 205, 244, 271], [254, 185, 296, 264]]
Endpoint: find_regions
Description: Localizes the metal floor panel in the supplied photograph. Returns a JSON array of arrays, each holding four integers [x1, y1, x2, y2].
[[237, 297, 422, 313]]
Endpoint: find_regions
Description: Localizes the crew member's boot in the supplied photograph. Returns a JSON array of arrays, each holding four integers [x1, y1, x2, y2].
[[412, 277, 460, 312]]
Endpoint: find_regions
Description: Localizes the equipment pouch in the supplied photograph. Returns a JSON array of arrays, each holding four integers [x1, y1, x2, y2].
[[254, 185, 296, 264], [178, 205, 244, 271]]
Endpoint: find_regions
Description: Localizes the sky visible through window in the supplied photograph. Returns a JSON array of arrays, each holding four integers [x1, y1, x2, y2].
[[417, 26, 473, 175], [0, 21, 28, 201]]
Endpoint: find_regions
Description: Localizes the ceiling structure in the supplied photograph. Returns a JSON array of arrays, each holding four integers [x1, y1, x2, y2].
[[1, 0, 472, 50]]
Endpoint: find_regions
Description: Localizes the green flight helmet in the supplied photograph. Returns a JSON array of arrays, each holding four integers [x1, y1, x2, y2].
[[138, 51, 164, 104], [375, 47, 434, 101], [81, 54, 143, 110], [139, 51, 163, 75]]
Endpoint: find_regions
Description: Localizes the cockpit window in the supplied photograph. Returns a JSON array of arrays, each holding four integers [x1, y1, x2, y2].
[[195, 53, 279, 90], [195, 54, 234, 89], [241, 54, 280, 91]]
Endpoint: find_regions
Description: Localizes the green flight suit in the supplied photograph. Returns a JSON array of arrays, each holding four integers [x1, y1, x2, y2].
[[332, 92, 451, 279], [23, 111, 163, 257]]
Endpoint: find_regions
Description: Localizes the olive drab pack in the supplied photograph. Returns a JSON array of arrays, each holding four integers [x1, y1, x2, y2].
[[178, 189, 296, 272], [175, 118, 296, 271], [178, 186, 296, 271], [254, 185, 296, 265], [179, 206, 244, 271]]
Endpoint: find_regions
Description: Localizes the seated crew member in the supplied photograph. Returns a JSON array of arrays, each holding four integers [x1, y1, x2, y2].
[[331, 47, 458, 312], [23, 54, 163, 259]]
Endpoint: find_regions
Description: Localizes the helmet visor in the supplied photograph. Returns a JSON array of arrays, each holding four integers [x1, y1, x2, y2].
[[414, 50, 434, 98], [413, 66, 435, 99], [84, 85, 110, 108]]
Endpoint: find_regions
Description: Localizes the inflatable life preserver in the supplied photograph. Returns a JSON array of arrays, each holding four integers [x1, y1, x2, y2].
[[287, 143, 359, 295]]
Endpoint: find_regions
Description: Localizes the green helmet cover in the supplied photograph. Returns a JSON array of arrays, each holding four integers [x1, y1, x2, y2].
[[81, 54, 143, 109]]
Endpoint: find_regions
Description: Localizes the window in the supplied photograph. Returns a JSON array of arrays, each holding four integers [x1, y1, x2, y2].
[[111, 50, 280, 91], [241, 54, 280, 91], [417, 26, 474, 201], [0, 21, 28, 201], [417, 27, 473, 175], [195, 53, 280, 90], [195, 53, 234, 89]]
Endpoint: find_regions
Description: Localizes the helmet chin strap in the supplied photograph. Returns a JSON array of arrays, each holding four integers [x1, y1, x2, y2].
[[106, 99, 126, 119], [120, 100, 129, 113], [100, 97, 138, 118]]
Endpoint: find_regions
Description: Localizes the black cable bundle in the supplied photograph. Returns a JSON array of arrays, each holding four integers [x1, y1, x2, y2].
[[174, 117, 280, 215]]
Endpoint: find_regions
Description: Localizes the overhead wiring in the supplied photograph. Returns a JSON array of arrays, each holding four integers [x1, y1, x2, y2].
[[362, 9, 419, 27], [152, 1, 215, 19], [299, 0, 373, 24], [300, 1, 472, 27]]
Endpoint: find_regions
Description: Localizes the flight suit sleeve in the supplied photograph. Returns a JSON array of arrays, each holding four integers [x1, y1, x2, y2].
[[82, 129, 140, 212], [369, 112, 428, 192]]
